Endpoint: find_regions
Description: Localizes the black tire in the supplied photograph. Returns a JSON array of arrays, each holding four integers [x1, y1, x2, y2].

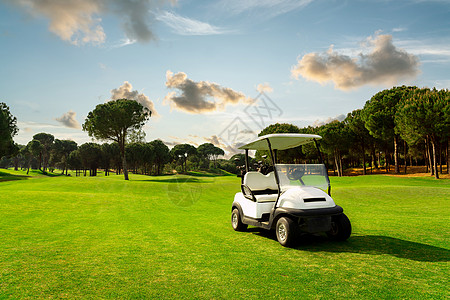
[[327, 213, 351, 241], [275, 217, 298, 247], [231, 208, 247, 231]]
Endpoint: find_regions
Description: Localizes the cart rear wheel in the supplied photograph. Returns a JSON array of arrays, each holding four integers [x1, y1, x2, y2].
[[276, 217, 298, 247], [231, 208, 247, 231], [327, 213, 351, 241]]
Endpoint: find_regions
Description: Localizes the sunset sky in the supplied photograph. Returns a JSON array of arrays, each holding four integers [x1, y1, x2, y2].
[[1, 0, 449, 155]]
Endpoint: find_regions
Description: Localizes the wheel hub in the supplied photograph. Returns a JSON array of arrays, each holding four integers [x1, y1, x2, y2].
[[232, 213, 238, 228], [278, 223, 287, 241]]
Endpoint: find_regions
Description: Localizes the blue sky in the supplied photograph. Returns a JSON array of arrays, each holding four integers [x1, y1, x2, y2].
[[1, 0, 449, 155]]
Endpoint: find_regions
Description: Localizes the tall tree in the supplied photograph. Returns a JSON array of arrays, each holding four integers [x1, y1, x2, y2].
[[82, 99, 151, 180], [52, 139, 78, 175], [149, 139, 170, 175], [32, 133, 55, 172], [396, 88, 450, 179], [100, 143, 116, 176], [170, 144, 197, 173], [197, 143, 224, 168], [317, 120, 351, 177], [362, 86, 416, 173], [0, 102, 18, 157], [78, 143, 102, 176], [345, 109, 372, 175]]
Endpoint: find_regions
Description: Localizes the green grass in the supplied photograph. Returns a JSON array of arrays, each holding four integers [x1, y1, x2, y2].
[[0, 169, 449, 299]]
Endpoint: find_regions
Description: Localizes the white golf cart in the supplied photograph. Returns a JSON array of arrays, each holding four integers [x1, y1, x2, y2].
[[231, 133, 351, 247]]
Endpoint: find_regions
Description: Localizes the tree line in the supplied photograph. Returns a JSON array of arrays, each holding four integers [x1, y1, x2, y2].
[[257, 86, 449, 179], [1, 86, 449, 179], [0, 132, 231, 177]]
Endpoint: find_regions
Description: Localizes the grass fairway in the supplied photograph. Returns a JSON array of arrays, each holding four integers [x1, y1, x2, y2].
[[0, 170, 449, 299]]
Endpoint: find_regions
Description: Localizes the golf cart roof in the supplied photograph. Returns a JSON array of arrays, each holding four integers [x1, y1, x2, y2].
[[238, 133, 322, 150]]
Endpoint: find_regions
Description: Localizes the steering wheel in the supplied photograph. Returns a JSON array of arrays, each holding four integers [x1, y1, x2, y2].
[[287, 169, 304, 180]]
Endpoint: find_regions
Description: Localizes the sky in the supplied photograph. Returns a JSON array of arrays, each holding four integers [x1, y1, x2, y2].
[[1, 0, 449, 156]]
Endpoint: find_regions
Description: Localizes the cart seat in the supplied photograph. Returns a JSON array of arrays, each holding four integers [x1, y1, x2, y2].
[[243, 171, 278, 202]]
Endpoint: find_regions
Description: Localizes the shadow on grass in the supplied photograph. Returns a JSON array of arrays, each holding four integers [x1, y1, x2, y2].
[[0, 170, 31, 182], [143, 177, 203, 183], [186, 171, 235, 177], [249, 229, 449, 262]]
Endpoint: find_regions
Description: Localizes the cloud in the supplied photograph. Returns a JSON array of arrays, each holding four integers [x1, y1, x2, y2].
[[110, 38, 137, 48], [291, 33, 420, 90], [55, 110, 81, 129], [8, 0, 175, 45], [203, 135, 246, 157], [312, 114, 345, 127], [110, 81, 159, 118], [215, 0, 313, 18], [257, 83, 273, 93], [164, 71, 252, 114], [156, 11, 229, 35]]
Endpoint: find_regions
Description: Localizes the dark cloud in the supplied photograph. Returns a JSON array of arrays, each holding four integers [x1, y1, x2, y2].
[[164, 71, 252, 114], [292, 33, 420, 90], [8, 0, 175, 45]]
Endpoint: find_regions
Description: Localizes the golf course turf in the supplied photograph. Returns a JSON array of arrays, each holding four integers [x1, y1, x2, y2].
[[0, 170, 449, 299]]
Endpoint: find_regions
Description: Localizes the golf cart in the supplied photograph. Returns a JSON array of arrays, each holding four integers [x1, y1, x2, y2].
[[231, 133, 351, 247]]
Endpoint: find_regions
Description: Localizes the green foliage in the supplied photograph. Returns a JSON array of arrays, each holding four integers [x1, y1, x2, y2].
[[396, 88, 450, 145], [362, 86, 416, 140], [170, 143, 198, 172], [197, 143, 224, 168], [0, 102, 18, 157], [149, 139, 170, 175], [78, 143, 102, 175], [82, 99, 151, 180], [83, 99, 151, 144], [32, 132, 55, 172]]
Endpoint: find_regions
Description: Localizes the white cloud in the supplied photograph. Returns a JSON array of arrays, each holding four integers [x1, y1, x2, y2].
[[392, 27, 407, 33], [8, 0, 176, 45], [257, 83, 273, 93], [55, 110, 81, 129], [156, 11, 229, 35], [164, 71, 252, 114], [216, 0, 313, 18], [292, 33, 420, 90], [312, 114, 345, 127], [110, 81, 159, 118], [110, 38, 137, 48]]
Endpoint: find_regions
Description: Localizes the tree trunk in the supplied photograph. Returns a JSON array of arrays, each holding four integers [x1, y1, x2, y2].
[[426, 137, 433, 175], [404, 140, 408, 174], [362, 140, 366, 175], [439, 141, 442, 174], [122, 153, 129, 180], [424, 140, 428, 173], [431, 138, 439, 179], [447, 137, 450, 174], [334, 150, 341, 177], [377, 151, 381, 170], [394, 135, 399, 174], [384, 148, 389, 173]]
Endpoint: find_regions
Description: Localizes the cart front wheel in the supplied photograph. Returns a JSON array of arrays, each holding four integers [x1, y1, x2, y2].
[[276, 217, 298, 247], [327, 213, 351, 241], [231, 208, 247, 231]]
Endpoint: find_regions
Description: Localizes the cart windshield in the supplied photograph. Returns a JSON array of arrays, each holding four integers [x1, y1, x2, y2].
[[275, 164, 330, 192]]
